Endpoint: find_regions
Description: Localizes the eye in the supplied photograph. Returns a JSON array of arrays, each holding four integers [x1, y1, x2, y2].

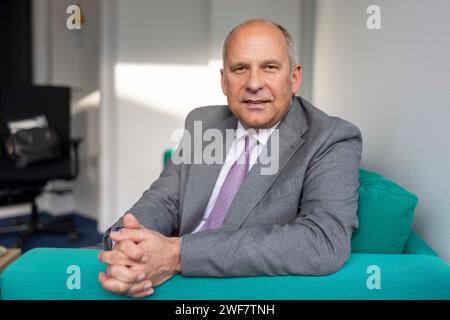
[[264, 65, 278, 71], [232, 66, 246, 74]]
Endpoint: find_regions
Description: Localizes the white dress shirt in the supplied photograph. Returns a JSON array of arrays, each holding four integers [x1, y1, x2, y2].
[[192, 120, 280, 233]]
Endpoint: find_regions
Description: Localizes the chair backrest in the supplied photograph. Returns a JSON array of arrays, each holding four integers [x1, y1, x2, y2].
[[0, 85, 74, 183], [0, 85, 71, 157]]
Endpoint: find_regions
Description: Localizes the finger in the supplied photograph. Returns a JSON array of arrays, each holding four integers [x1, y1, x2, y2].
[[98, 250, 136, 266], [116, 240, 148, 262], [151, 274, 174, 288], [129, 286, 154, 298], [123, 212, 144, 229], [99, 272, 132, 295], [110, 228, 151, 243], [125, 280, 153, 296], [107, 264, 146, 284]]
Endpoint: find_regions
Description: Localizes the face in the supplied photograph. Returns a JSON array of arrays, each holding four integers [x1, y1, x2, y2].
[[221, 22, 302, 129]]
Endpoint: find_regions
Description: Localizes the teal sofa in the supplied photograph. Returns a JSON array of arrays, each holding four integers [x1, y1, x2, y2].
[[1, 232, 449, 300], [1, 169, 449, 300]]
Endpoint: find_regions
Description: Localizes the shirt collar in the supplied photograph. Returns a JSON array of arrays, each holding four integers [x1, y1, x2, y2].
[[236, 120, 280, 147]]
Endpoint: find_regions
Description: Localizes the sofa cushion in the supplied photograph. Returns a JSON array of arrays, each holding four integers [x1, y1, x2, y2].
[[351, 169, 418, 253]]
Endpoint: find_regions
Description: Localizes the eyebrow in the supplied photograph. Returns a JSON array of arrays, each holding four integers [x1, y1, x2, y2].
[[229, 60, 282, 69], [229, 62, 249, 70], [261, 60, 282, 66]]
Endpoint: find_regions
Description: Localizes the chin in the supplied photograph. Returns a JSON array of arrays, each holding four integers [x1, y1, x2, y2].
[[231, 106, 275, 129], [240, 116, 273, 129]]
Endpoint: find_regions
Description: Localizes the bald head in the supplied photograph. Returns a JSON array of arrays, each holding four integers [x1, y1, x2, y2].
[[222, 19, 298, 72]]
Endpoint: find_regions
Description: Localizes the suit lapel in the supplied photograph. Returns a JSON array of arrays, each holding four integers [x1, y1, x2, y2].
[[221, 97, 309, 231], [180, 114, 237, 234]]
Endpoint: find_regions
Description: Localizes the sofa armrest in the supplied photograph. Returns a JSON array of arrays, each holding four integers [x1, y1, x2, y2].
[[403, 231, 438, 256], [1, 248, 449, 300]]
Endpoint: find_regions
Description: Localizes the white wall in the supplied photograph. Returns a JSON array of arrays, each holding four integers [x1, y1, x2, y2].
[[312, 0, 450, 261], [99, 0, 303, 231], [46, 0, 101, 221], [102, 0, 211, 231]]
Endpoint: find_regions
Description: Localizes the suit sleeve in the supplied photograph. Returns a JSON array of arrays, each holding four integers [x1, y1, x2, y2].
[[102, 115, 193, 250], [180, 121, 362, 276]]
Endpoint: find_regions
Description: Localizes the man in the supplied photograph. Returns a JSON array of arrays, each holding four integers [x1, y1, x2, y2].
[[99, 19, 362, 298]]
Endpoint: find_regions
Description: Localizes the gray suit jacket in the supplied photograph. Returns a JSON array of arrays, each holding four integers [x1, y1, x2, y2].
[[104, 96, 362, 277]]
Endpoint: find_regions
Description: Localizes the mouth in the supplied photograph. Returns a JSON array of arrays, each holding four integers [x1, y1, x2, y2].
[[241, 99, 271, 109]]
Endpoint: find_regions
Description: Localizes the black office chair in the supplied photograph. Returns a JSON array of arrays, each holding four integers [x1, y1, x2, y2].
[[0, 85, 82, 249]]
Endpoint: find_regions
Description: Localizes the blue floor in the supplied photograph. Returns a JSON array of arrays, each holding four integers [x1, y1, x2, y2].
[[0, 212, 103, 252]]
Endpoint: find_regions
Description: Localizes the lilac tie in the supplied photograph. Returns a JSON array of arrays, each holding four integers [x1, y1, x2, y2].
[[200, 135, 257, 231]]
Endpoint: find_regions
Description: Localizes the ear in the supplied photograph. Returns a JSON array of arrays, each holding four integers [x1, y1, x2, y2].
[[220, 68, 228, 96], [291, 64, 302, 94]]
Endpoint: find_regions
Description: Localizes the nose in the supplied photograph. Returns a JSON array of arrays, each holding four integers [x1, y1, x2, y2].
[[245, 69, 264, 92]]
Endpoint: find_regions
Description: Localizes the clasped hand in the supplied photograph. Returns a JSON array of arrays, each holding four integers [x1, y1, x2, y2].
[[98, 213, 181, 298]]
